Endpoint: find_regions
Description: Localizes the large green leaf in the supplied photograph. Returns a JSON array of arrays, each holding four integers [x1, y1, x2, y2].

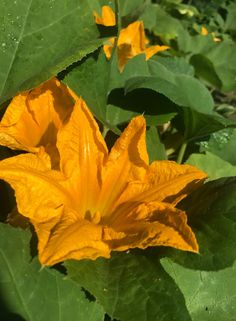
[[125, 59, 235, 140], [225, 2, 236, 34], [66, 252, 191, 321], [140, 3, 184, 39], [186, 151, 236, 180], [174, 107, 234, 141], [161, 177, 236, 320], [0, 223, 104, 321], [119, 0, 145, 17], [177, 31, 216, 56], [200, 128, 236, 165], [0, 0, 103, 104], [63, 52, 176, 132], [125, 59, 214, 113], [191, 41, 236, 92]]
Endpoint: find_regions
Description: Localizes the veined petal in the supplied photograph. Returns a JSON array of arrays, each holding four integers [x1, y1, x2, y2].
[[106, 201, 198, 253], [118, 161, 207, 205], [144, 45, 169, 60], [93, 6, 116, 26], [56, 97, 108, 214], [117, 21, 146, 71], [118, 21, 146, 53], [103, 37, 115, 59], [0, 78, 74, 155], [0, 153, 74, 223], [38, 218, 110, 266], [99, 115, 148, 216]]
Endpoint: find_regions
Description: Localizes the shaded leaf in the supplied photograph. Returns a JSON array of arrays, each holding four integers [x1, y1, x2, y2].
[[0, 223, 104, 321], [66, 252, 191, 321], [160, 177, 236, 320], [146, 126, 167, 162]]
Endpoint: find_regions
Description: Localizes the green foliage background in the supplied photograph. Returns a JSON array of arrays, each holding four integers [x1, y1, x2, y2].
[[1, 0, 236, 320]]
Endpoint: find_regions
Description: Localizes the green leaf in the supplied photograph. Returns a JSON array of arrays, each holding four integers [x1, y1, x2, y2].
[[0, 223, 104, 321], [186, 151, 236, 180], [190, 54, 222, 89], [204, 41, 236, 92], [140, 4, 184, 39], [225, 2, 236, 35], [63, 52, 176, 132], [146, 126, 167, 162], [0, 0, 103, 104], [177, 31, 215, 55], [66, 252, 191, 321], [161, 177, 236, 320], [174, 108, 235, 141], [126, 59, 214, 114], [125, 59, 236, 140], [200, 128, 236, 165], [119, 0, 145, 17], [156, 56, 195, 76]]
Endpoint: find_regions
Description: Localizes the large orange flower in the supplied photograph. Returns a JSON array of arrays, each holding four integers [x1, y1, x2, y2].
[[0, 86, 207, 266]]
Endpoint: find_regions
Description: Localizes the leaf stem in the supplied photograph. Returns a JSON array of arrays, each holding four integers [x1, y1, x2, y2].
[[177, 141, 187, 164], [102, 125, 109, 138]]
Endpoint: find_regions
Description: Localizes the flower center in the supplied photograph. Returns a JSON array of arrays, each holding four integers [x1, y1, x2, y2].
[[84, 210, 101, 224]]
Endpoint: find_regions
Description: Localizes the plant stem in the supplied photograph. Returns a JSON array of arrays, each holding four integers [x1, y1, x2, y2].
[[177, 141, 187, 164], [115, 0, 122, 33]]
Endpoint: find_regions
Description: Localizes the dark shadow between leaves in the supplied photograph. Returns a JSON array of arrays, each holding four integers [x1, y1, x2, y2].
[[108, 88, 177, 122], [0, 285, 26, 321]]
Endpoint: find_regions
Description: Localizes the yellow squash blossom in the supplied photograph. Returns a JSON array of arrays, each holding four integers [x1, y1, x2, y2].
[[0, 90, 207, 266], [200, 26, 221, 42], [116, 21, 169, 71], [0, 78, 75, 166], [94, 6, 169, 71], [200, 26, 208, 36], [93, 5, 116, 26]]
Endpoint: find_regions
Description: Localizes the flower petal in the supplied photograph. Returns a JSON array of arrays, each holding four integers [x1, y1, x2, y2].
[[0, 78, 74, 154], [103, 37, 115, 59], [37, 218, 110, 266], [93, 6, 116, 26], [99, 115, 148, 216], [144, 45, 169, 60], [56, 97, 108, 214], [117, 21, 146, 70], [0, 153, 74, 223], [118, 161, 207, 205], [106, 201, 198, 253]]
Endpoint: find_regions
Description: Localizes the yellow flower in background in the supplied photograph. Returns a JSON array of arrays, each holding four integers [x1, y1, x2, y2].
[[93, 5, 116, 26], [94, 6, 169, 71], [200, 26, 221, 42], [0, 83, 207, 266], [0, 78, 75, 167], [116, 21, 169, 71], [200, 26, 208, 36]]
